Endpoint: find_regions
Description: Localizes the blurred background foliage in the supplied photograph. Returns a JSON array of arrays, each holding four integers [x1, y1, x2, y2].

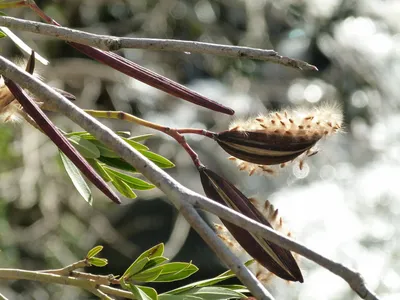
[[1, 0, 400, 299]]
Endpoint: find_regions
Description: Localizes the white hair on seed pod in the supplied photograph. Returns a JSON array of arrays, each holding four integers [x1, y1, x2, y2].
[[227, 101, 343, 176]]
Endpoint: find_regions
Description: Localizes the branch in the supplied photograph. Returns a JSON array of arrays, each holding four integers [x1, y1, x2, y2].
[[0, 16, 317, 71], [0, 268, 97, 294], [0, 268, 130, 300], [0, 56, 379, 300]]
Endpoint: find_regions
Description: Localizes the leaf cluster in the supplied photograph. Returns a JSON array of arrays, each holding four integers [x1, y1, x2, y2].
[[61, 131, 174, 204], [85, 243, 249, 300]]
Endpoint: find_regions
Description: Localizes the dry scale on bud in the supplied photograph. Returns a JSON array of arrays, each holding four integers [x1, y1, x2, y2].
[[215, 103, 343, 175]]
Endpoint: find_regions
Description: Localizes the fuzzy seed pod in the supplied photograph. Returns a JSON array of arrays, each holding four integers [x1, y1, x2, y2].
[[199, 166, 303, 282], [215, 103, 342, 174]]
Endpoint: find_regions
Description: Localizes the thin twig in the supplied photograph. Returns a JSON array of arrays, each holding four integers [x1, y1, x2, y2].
[[0, 56, 379, 300], [0, 268, 124, 300], [0, 268, 97, 290], [43, 260, 87, 276], [0, 16, 317, 71], [98, 285, 135, 299]]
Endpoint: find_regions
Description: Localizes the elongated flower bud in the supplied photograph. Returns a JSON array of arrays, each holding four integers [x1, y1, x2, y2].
[[199, 166, 303, 282], [215, 103, 343, 175]]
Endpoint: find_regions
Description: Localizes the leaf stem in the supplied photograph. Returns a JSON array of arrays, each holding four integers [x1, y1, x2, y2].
[[84, 109, 205, 168]]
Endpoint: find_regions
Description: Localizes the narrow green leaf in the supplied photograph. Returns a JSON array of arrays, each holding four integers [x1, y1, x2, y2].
[[123, 283, 153, 300], [88, 257, 108, 267], [165, 260, 254, 295], [68, 136, 100, 159], [138, 286, 158, 300], [86, 245, 103, 259], [139, 150, 175, 168], [105, 168, 155, 190], [142, 262, 198, 283], [132, 268, 163, 282], [64, 131, 92, 137], [88, 140, 119, 158], [87, 159, 113, 182], [159, 295, 202, 300], [217, 285, 249, 294], [115, 131, 132, 138], [135, 244, 164, 262], [185, 287, 245, 300], [123, 258, 150, 278], [123, 138, 149, 151], [59, 151, 93, 205], [143, 257, 169, 270], [0, 29, 6, 39], [98, 156, 137, 172], [110, 175, 137, 198], [128, 134, 153, 142]]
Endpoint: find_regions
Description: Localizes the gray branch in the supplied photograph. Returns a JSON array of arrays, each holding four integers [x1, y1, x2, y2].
[[0, 16, 316, 71], [0, 56, 378, 300]]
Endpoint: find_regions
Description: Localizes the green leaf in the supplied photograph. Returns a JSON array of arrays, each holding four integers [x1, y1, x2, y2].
[[165, 260, 254, 295], [86, 245, 103, 259], [123, 138, 149, 151], [139, 150, 174, 168], [135, 244, 164, 262], [159, 295, 202, 300], [123, 244, 164, 279], [115, 131, 132, 138], [110, 174, 137, 198], [185, 287, 245, 300], [98, 156, 137, 172], [217, 285, 249, 294], [87, 159, 113, 182], [64, 131, 92, 137], [59, 151, 93, 205], [140, 262, 198, 283], [104, 168, 155, 190], [88, 257, 108, 267], [0, 29, 6, 39], [138, 286, 158, 300], [123, 258, 150, 278], [68, 136, 100, 159], [143, 257, 169, 270], [128, 134, 153, 142], [124, 283, 154, 300], [88, 140, 119, 158], [132, 267, 163, 282]]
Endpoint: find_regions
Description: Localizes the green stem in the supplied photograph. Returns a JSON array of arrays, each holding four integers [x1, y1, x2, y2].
[[84, 109, 206, 168]]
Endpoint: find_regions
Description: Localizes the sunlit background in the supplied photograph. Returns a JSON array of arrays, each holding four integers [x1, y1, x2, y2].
[[1, 0, 399, 299]]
